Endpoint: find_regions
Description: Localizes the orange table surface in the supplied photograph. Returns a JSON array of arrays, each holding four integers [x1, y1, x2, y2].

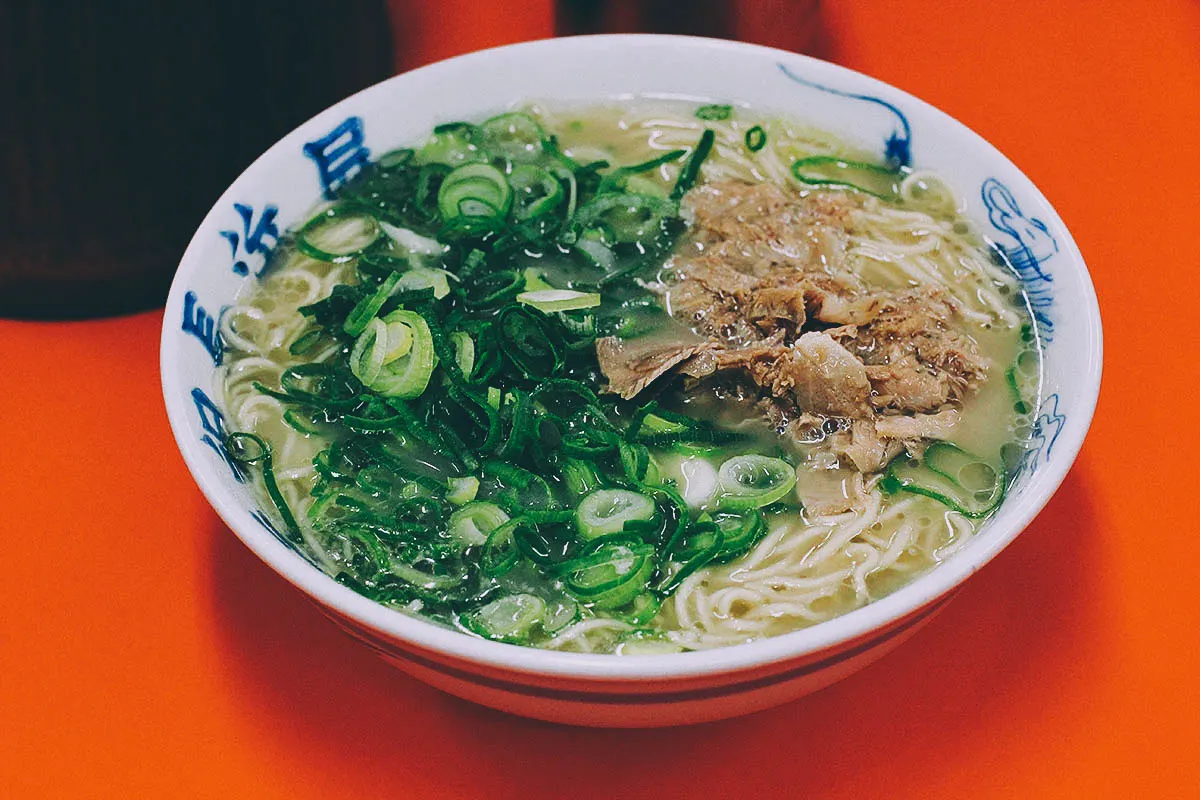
[[4, 2, 1200, 798]]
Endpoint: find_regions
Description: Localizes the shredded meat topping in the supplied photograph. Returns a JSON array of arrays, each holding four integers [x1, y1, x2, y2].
[[595, 179, 992, 470], [595, 337, 716, 401]]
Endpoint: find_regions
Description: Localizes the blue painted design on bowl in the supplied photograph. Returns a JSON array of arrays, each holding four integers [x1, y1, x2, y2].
[[219, 202, 280, 277], [304, 116, 370, 200], [982, 178, 1057, 340], [1010, 393, 1067, 485], [777, 62, 912, 167], [181, 291, 224, 366], [250, 509, 319, 568], [190, 387, 245, 482]]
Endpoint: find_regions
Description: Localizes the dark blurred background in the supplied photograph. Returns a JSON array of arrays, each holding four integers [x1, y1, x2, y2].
[[0, 1, 821, 319]]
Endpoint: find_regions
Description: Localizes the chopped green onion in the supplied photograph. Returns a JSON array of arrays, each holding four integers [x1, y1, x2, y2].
[[417, 124, 482, 166], [343, 271, 401, 337], [446, 476, 480, 506], [349, 318, 389, 386], [460, 593, 546, 643], [710, 511, 765, 563], [626, 401, 700, 441], [521, 267, 555, 293], [614, 592, 661, 625], [1005, 365, 1031, 414], [438, 162, 512, 222], [497, 306, 562, 379], [225, 432, 301, 539], [288, 328, 325, 356], [791, 155, 903, 199], [516, 289, 602, 313], [541, 595, 580, 634], [574, 192, 675, 244], [481, 518, 523, 576], [464, 270, 525, 309], [597, 148, 686, 194], [482, 461, 557, 513], [447, 501, 510, 547], [388, 562, 465, 594], [880, 442, 1005, 517], [618, 441, 660, 485], [450, 331, 475, 377], [476, 112, 547, 163], [414, 163, 451, 220], [560, 458, 603, 499], [558, 540, 656, 610], [351, 309, 435, 398], [376, 148, 414, 168], [380, 318, 414, 364], [670, 129, 715, 202], [573, 238, 616, 271], [395, 266, 452, 299], [508, 164, 564, 221], [715, 455, 797, 510], [695, 103, 733, 121], [377, 221, 447, 256], [282, 408, 324, 435], [745, 125, 767, 152], [576, 489, 657, 541], [296, 206, 381, 263]]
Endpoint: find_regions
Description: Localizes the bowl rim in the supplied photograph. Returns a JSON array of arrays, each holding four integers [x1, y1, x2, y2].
[[161, 33, 1103, 682]]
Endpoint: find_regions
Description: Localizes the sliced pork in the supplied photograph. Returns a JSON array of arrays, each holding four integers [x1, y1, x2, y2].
[[596, 179, 992, 471]]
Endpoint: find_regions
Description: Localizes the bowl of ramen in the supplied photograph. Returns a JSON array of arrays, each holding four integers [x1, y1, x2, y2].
[[161, 35, 1101, 726]]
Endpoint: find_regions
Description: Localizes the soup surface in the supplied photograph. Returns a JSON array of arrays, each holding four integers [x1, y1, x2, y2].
[[218, 101, 1041, 653]]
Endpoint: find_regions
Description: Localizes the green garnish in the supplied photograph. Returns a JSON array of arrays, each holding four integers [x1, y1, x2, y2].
[[575, 489, 658, 541], [695, 104, 733, 121], [745, 125, 767, 152], [516, 289, 602, 313], [881, 443, 1005, 518], [791, 155, 904, 199], [715, 455, 797, 510]]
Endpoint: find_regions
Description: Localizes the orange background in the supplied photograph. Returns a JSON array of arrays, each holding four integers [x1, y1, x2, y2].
[[4, 1, 1200, 797]]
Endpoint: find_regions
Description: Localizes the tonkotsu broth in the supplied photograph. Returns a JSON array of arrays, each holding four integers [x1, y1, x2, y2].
[[217, 101, 1041, 654]]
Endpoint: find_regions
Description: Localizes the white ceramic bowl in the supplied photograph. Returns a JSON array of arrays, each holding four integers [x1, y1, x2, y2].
[[161, 35, 1101, 727]]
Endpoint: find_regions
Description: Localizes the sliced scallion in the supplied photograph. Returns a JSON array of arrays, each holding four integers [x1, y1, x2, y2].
[[351, 309, 435, 398], [296, 206, 381, 264], [558, 540, 656, 610], [880, 442, 1004, 517], [516, 289, 601, 313], [573, 192, 675, 244], [446, 476, 480, 506], [541, 595, 581, 634], [576, 489, 657, 541], [417, 124, 482, 166], [476, 112, 547, 163], [670, 129, 715, 202], [745, 125, 767, 152], [450, 331, 475, 378], [695, 104, 732, 121], [460, 593, 546, 643], [343, 271, 401, 337], [481, 517, 523, 576], [715, 455, 797, 510], [395, 266, 452, 299], [791, 155, 903, 199], [377, 221, 447, 256], [226, 432, 301, 539], [438, 163, 511, 221], [508, 164, 564, 221], [447, 501, 510, 547]]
